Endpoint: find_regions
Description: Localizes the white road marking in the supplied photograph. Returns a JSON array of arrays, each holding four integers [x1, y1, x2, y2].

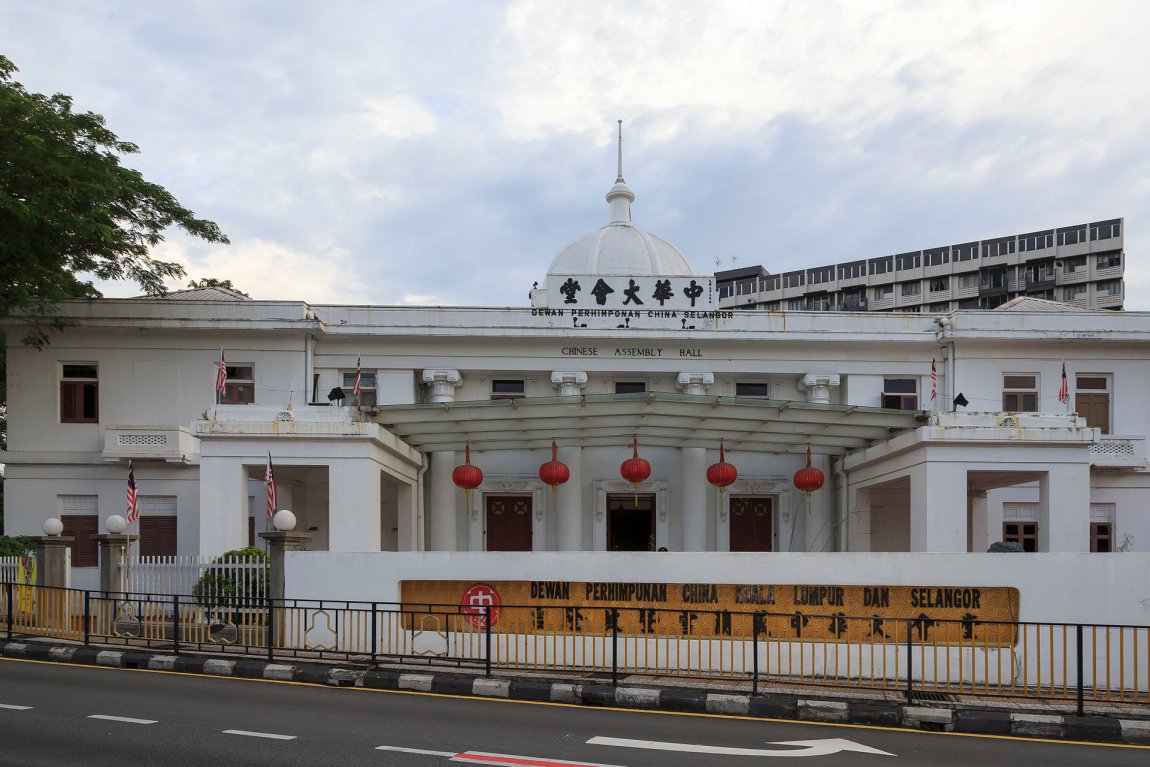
[[587, 735, 895, 758], [222, 729, 296, 740], [88, 714, 158, 725], [0, 704, 33, 710], [376, 745, 457, 757]]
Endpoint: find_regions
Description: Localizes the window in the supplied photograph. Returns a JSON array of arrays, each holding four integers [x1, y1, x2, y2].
[[929, 302, 950, 313], [901, 281, 920, 297], [1064, 256, 1087, 274], [491, 379, 525, 400], [782, 271, 805, 289], [929, 277, 949, 292], [615, 381, 646, 394], [1075, 375, 1110, 433], [718, 284, 733, 299], [60, 496, 99, 567], [869, 256, 893, 276], [881, 378, 918, 410], [1063, 285, 1086, 301], [874, 284, 892, 300], [895, 252, 920, 271], [140, 516, 178, 557], [953, 243, 978, 262], [1091, 523, 1113, 553], [1090, 221, 1120, 241], [737, 278, 756, 295], [342, 370, 377, 407], [764, 275, 781, 292], [1003, 374, 1038, 412], [1096, 251, 1122, 269], [1057, 226, 1086, 246], [958, 273, 979, 289], [838, 261, 866, 280], [1095, 279, 1121, 297], [924, 248, 949, 267], [1025, 261, 1054, 284], [221, 364, 255, 404], [807, 266, 833, 285], [1003, 522, 1037, 552], [787, 298, 806, 310], [60, 363, 99, 423], [1019, 232, 1053, 252], [736, 382, 770, 398], [982, 239, 1015, 258]]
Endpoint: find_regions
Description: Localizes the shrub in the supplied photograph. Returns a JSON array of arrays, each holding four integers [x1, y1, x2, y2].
[[192, 546, 269, 609], [0, 535, 33, 557]]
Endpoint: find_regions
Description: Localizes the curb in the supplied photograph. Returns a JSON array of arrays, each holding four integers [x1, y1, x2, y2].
[[3, 640, 1147, 746]]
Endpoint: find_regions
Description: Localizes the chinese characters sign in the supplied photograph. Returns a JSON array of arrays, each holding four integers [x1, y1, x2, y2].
[[546, 275, 715, 311]]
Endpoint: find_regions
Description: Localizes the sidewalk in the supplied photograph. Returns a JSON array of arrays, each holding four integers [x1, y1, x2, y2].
[[2, 636, 1148, 746]]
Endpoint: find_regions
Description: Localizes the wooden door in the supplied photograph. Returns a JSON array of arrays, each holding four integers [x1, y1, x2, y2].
[[485, 495, 532, 551], [729, 496, 772, 551]]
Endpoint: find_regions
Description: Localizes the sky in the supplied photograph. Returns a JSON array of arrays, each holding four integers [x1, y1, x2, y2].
[[4, 1, 1150, 308]]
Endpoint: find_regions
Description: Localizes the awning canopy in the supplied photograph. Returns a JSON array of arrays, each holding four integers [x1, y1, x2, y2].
[[373, 392, 923, 455]]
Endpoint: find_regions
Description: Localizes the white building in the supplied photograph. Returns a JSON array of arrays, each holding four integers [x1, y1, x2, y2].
[[3, 166, 1148, 590]]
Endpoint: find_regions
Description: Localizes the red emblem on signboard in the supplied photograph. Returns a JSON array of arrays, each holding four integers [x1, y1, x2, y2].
[[460, 582, 502, 629]]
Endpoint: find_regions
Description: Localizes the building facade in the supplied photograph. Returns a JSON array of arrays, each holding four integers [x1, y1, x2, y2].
[[2, 172, 1147, 590], [715, 219, 1124, 313]]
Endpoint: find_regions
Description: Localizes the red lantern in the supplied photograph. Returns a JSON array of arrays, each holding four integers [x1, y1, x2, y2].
[[620, 437, 651, 504], [452, 444, 483, 496], [706, 441, 738, 494], [538, 440, 570, 491], [793, 447, 825, 513]]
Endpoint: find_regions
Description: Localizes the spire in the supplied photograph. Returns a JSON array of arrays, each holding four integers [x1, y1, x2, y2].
[[616, 119, 624, 183], [606, 118, 634, 225]]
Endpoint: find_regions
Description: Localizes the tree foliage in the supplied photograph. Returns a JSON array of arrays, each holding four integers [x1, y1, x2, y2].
[[0, 55, 229, 346], [187, 277, 249, 296]]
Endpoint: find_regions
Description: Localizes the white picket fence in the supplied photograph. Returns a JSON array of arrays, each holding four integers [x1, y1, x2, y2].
[[129, 555, 267, 599], [0, 555, 24, 583]]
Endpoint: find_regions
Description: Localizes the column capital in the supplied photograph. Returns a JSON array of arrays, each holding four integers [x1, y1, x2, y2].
[[258, 531, 313, 552], [550, 371, 588, 397], [421, 369, 462, 403], [798, 373, 840, 404], [676, 372, 714, 395]]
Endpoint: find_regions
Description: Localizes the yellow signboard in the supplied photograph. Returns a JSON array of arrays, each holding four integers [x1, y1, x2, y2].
[[401, 580, 1020, 645], [17, 554, 37, 614]]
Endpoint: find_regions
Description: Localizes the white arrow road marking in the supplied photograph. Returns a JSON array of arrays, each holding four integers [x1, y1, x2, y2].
[[222, 729, 296, 740], [88, 715, 157, 725], [587, 736, 895, 758], [0, 704, 33, 710]]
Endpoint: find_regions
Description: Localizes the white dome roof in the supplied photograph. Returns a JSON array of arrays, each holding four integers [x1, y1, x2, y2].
[[547, 179, 693, 277]]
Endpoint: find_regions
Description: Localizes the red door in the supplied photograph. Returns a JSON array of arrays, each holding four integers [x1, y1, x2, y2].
[[486, 495, 533, 551], [729, 496, 772, 551]]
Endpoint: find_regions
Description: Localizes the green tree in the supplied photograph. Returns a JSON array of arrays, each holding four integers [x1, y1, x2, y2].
[[187, 277, 249, 297], [0, 54, 229, 346]]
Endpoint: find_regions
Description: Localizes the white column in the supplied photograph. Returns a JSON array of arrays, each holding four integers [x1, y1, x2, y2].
[[804, 454, 833, 552], [557, 446, 583, 550], [849, 486, 872, 552], [396, 482, 417, 551], [422, 369, 461, 403], [909, 461, 968, 551], [1040, 464, 1091, 551], [676, 372, 715, 396], [968, 491, 989, 553], [198, 457, 248, 557], [681, 447, 708, 550], [328, 459, 382, 552], [428, 451, 458, 551]]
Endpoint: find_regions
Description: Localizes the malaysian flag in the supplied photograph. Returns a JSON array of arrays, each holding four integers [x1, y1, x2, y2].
[[265, 452, 277, 519], [352, 356, 362, 398], [126, 460, 140, 523], [1059, 363, 1069, 404], [215, 348, 228, 400], [930, 359, 937, 402]]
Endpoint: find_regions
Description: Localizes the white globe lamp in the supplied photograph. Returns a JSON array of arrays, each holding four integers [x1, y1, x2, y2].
[[105, 514, 127, 534], [42, 517, 64, 536], [272, 509, 297, 532]]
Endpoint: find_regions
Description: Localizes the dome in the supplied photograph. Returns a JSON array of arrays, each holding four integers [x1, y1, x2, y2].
[[546, 179, 693, 277]]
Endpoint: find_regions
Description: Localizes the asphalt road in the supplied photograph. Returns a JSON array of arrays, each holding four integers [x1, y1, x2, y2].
[[0, 657, 1146, 767]]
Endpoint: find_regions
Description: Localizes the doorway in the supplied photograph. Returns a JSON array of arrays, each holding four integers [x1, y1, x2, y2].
[[729, 496, 773, 551], [607, 493, 655, 551], [485, 494, 533, 551]]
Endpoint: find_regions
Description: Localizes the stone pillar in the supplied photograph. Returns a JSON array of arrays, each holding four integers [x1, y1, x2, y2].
[[909, 462, 968, 551], [557, 445, 583, 550], [428, 450, 458, 550], [328, 459, 382, 552], [25, 536, 74, 589], [93, 534, 139, 594], [681, 447, 708, 550], [798, 373, 841, 404], [1039, 464, 1091, 552], [258, 530, 312, 602], [676, 372, 714, 396], [422, 369, 461, 403], [551, 371, 588, 397]]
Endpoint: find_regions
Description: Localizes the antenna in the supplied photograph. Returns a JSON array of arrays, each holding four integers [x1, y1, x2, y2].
[[616, 119, 624, 183]]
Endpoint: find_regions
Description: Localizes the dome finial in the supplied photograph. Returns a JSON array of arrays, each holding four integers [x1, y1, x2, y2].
[[616, 119, 624, 183]]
